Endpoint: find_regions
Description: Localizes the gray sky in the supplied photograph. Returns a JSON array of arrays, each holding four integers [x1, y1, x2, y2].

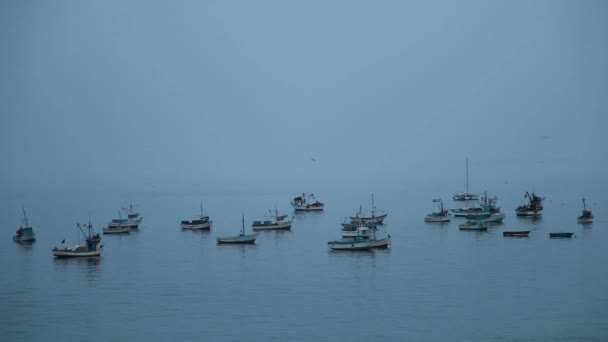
[[1, 0, 607, 195]]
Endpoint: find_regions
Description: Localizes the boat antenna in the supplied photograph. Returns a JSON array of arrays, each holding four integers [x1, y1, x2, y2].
[[22, 205, 29, 227], [466, 158, 469, 193], [200, 201, 203, 217], [241, 212, 245, 235]]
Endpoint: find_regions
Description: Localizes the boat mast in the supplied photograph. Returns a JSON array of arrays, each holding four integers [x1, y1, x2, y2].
[[200, 201, 203, 218], [22, 206, 29, 227], [466, 158, 469, 193], [241, 214, 245, 235], [582, 196, 587, 211]]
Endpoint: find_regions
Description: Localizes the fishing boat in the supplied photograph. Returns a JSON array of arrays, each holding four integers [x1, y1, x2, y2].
[[451, 192, 500, 217], [349, 194, 388, 224], [549, 232, 574, 238], [181, 202, 212, 230], [515, 192, 544, 216], [52, 222, 102, 258], [122, 203, 143, 228], [478, 213, 505, 223], [425, 199, 450, 223], [216, 215, 258, 244], [291, 193, 324, 211], [453, 158, 479, 201], [341, 223, 376, 237], [503, 230, 530, 237], [577, 197, 593, 224], [458, 220, 488, 231], [252, 209, 292, 230], [328, 226, 390, 251], [103, 219, 131, 234], [13, 207, 36, 242]]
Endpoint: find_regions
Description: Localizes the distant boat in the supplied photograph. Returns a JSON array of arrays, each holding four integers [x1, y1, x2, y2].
[[122, 203, 143, 228], [503, 230, 530, 237], [425, 199, 450, 223], [216, 215, 258, 244], [577, 197, 593, 224], [52, 222, 102, 258], [458, 220, 488, 231], [13, 207, 36, 242], [291, 193, 324, 211], [549, 232, 574, 239], [252, 209, 292, 231], [451, 192, 500, 217], [349, 194, 387, 225], [328, 226, 390, 251], [181, 202, 212, 230], [453, 158, 479, 201], [103, 219, 131, 234], [515, 192, 544, 216]]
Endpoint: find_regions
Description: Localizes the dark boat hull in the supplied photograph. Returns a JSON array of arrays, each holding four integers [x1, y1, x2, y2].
[[503, 231, 530, 237], [549, 232, 574, 238]]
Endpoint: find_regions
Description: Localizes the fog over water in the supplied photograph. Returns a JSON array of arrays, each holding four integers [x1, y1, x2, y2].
[[1, 0, 607, 196]]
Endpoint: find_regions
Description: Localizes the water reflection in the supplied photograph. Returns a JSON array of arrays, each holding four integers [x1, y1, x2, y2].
[[53, 257, 102, 283]]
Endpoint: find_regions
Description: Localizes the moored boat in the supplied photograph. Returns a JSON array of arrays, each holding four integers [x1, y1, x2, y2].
[[503, 230, 530, 237], [451, 192, 500, 217], [52, 222, 102, 258], [349, 194, 388, 224], [103, 220, 131, 234], [549, 232, 574, 238], [252, 209, 292, 230], [458, 220, 488, 231], [478, 213, 505, 223], [291, 193, 324, 211], [123, 203, 143, 228], [577, 197, 593, 224], [515, 192, 544, 216], [329, 226, 390, 251], [453, 158, 479, 201], [181, 202, 212, 230], [13, 207, 36, 242], [425, 199, 450, 223], [216, 215, 258, 244]]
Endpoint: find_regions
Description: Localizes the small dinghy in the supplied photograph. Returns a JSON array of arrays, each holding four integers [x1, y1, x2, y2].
[[549, 232, 574, 239], [216, 215, 257, 244], [503, 230, 530, 237]]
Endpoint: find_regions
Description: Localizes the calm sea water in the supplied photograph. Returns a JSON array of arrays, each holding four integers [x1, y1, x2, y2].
[[1, 178, 607, 341]]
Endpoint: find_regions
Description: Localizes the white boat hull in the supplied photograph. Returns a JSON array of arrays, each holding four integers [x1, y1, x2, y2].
[[350, 213, 388, 224], [328, 236, 390, 250], [103, 226, 131, 234], [252, 220, 292, 230], [516, 209, 542, 216], [52, 249, 101, 258], [577, 218, 593, 224], [292, 204, 324, 211], [216, 233, 258, 244]]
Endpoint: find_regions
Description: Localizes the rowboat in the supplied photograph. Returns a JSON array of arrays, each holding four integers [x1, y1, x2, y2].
[[549, 232, 574, 238], [503, 230, 530, 237]]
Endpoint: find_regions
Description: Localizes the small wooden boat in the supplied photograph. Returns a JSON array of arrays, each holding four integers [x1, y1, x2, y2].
[[503, 230, 530, 237], [291, 193, 324, 211], [577, 196, 593, 224], [458, 220, 488, 231], [516, 192, 544, 216], [216, 215, 257, 244], [13, 207, 36, 242], [425, 199, 450, 223], [52, 222, 102, 258], [549, 232, 574, 238], [181, 202, 212, 230], [252, 209, 292, 230]]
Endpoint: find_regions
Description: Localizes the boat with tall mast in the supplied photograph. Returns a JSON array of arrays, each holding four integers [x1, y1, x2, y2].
[[453, 158, 478, 201], [451, 192, 500, 217], [252, 209, 292, 230], [291, 193, 324, 211], [515, 192, 544, 216], [181, 202, 212, 230], [216, 215, 258, 244], [349, 194, 387, 225], [52, 221, 102, 258], [13, 207, 36, 242], [577, 196, 593, 224]]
